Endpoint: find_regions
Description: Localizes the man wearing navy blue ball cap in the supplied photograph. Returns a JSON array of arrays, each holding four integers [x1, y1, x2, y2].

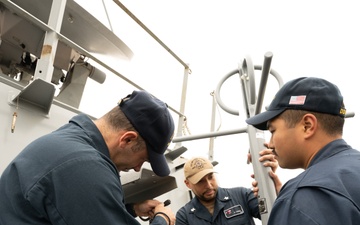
[[119, 90, 175, 177], [246, 77, 360, 225], [0, 90, 176, 225]]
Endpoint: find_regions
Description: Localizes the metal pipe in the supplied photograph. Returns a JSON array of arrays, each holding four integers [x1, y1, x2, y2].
[[255, 52, 273, 114], [172, 127, 247, 142]]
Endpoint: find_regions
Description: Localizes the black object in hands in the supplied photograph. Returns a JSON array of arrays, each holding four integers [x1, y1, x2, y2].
[[163, 199, 171, 206]]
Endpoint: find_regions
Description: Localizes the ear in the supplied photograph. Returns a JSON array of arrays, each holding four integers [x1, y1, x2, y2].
[[119, 131, 139, 148], [184, 179, 191, 188], [302, 113, 317, 138]]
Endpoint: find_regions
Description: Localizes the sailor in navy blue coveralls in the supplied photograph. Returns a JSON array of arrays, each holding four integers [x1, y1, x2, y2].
[[245, 77, 360, 225], [0, 114, 168, 225], [268, 139, 360, 225], [0, 90, 176, 225], [176, 186, 260, 225], [176, 157, 269, 225]]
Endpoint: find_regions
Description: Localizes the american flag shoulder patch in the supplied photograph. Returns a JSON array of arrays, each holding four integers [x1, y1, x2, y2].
[[289, 95, 306, 105]]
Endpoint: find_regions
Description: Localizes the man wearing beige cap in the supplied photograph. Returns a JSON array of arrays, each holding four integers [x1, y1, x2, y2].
[[176, 155, 276, 225]]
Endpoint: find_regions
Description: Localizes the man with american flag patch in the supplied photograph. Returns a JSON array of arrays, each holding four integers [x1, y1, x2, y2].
[[246, 77, 360, 225]]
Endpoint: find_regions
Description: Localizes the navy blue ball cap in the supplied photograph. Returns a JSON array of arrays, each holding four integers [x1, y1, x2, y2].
[[119, 90, 175, 177], [246, 77, 346, 130]]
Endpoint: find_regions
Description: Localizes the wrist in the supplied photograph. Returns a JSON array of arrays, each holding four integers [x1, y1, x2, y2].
[[125, 203, 137, 217], [150, 212, 170, 225]]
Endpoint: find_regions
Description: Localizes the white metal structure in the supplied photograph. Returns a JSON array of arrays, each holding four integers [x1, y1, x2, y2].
[[0, 0, 190, 223]]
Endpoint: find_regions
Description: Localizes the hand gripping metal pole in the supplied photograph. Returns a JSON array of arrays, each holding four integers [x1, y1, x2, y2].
[[247, 126, 276, 222], [214, 52, 281, 224], [240, 53, 277, 224]]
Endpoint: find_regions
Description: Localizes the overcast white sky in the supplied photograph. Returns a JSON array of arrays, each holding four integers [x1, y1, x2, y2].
[[76, 0, 360, 190]]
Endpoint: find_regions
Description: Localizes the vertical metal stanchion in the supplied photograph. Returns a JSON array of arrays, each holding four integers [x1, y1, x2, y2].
[[247, 126, 277, 223], [240, 53, 277, 225]]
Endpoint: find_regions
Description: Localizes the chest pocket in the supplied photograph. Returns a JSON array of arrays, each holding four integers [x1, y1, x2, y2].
[[223, 204, 244, 218], [222, 204, 254, 225]]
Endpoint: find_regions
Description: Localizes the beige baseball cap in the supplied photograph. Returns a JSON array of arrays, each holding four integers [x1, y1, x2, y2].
[[184, 157, 215, 184]]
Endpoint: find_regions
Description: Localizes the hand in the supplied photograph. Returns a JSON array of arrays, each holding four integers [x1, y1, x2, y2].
[[259, 145, 282, 194], [153, 203, 176, 225], [134, 199, 162, 218], [250, 143, 282, 197], [247, 143, 276, 166], [247, 143, 278, 172], [251, 171, 282, 197], [269, 169, 282, 195], [259, 147, 278, 173]]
